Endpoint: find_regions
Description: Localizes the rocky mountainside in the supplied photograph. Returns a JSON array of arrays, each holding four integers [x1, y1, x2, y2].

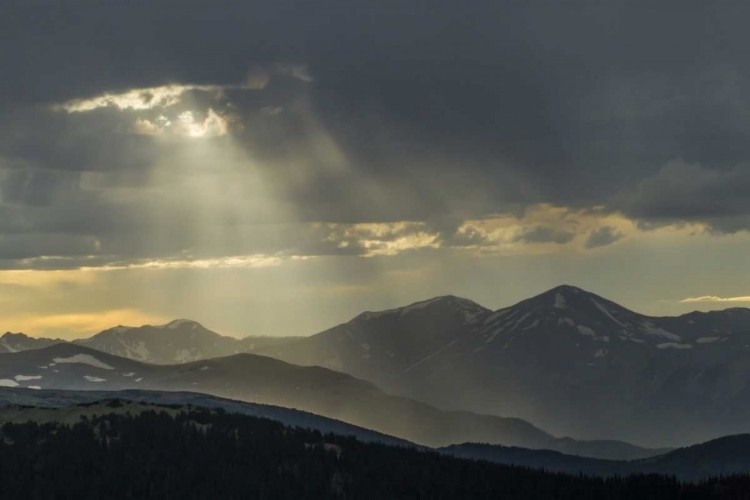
[[261, 286, 750, 447], [73, 319, 301, 364], [0, 343, 662, 459], [260, 295, 490, 386]]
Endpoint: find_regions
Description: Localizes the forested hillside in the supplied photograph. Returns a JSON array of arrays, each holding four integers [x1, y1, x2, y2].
[[1, 403, 749, 499]]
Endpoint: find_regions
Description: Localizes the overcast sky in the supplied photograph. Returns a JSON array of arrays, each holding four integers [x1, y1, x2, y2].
[[2, 1, 750, 339]]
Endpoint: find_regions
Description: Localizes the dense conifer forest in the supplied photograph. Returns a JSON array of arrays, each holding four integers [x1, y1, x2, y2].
[[1, 402, 749, 499]]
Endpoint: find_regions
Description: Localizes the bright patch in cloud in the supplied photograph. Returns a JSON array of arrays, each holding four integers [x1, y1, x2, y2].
[[321, 222, 442, 256], [133, 109, 231, 138], [90, 255, 284, 271], [54, 64, 313, 113], [55, 84, 224, 113], [680, 296, 750, 303]]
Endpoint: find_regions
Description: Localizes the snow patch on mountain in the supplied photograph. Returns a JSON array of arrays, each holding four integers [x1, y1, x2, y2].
[[175, 349, 199, 363], [84, 375, 107, 382], [53, 354, 115, 370], [484, 326, 504, 344], [696, 337, 721, 344], [558, 317, 575, 327], [510, 313, 532, 331], [554, 292, 567, 309], [129, 341, 150, 360], [484, 308, 511, 324], [656, 342, 693, 349], [15, 375, 42, 381], [523, 319, 540, 330], [591, 299, 626, 327], [0, 340, 18, 353], [577, 325, 596, 337], [640, 322, 682, 341], [0, 379, 19, 387]]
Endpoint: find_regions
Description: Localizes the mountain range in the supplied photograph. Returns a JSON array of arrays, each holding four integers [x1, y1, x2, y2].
[[0, 343, 664, 459], [0, 321, 301, 363], [4, 285, 750, 447], [261, 285, 750, 446]]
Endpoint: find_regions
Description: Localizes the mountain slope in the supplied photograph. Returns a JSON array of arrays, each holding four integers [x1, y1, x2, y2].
[[0, 343, 661, 459], [0, 388, 415, 448], [261, 285, 750, 447], [0, 406, 738, 500]]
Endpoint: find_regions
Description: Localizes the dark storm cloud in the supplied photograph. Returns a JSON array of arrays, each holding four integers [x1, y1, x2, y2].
[[584, 226, 625, 249], [3, 0, 750, 268], [615, 160, 750, 233], [512, 225, 576, 245]]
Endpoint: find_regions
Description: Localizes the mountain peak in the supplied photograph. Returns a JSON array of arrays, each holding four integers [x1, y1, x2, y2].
[[551, 284, 585, 293], [352, 295, 489, 323], [525, 285, 610, 311], [2, 331, 29, 339], [159, 319, 205, 331], [541, 284, 588, 298]]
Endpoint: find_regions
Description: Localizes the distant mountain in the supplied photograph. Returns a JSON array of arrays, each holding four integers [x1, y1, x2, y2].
[[0, 332, 62, 353], [443, 434, 750, 481], [0, 343, 661, 459], [259, 295, 490, 386], [73, 319, 301, 364], [261, 285, 750, 447]]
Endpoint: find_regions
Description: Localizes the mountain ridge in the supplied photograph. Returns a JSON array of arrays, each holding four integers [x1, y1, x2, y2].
[[0, 342, 663, 459], [5, 285, 749, 350]]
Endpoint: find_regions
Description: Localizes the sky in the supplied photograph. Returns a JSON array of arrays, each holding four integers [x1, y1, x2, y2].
[[1, 1, 750, 339]]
